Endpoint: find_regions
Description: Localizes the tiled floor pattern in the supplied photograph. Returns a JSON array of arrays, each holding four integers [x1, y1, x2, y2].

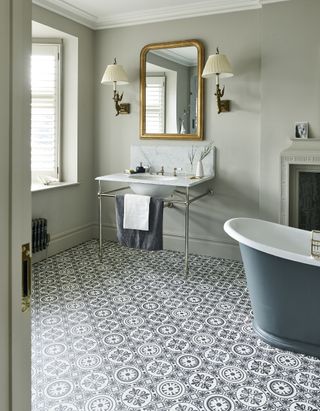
[[32, 240, 320, 411]]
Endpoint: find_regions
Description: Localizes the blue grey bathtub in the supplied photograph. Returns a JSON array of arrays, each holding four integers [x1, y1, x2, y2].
[[224, 218, 320, 358]]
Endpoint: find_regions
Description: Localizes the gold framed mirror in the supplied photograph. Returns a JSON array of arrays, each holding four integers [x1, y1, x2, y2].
[[140, 39, 204, 140]]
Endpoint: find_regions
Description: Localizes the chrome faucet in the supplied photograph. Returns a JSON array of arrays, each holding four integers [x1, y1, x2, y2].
[[173, 167, 182, 177], [156, 166, 164, 176]]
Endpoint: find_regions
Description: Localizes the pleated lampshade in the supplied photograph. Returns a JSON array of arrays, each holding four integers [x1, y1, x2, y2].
[[101, 62, 129, 85], [202, 53, 233, 79]]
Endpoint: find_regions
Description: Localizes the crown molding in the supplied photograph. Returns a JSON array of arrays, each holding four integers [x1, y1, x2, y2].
[[32, 0, 291, 30], [32, 0, 97, 29], [96, 0, 260, 29], [260, 0, 290, 4]]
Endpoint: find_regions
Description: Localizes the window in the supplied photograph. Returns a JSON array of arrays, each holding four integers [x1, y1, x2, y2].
[[31, 42, 61, 183], [145, 76, 166, 133]]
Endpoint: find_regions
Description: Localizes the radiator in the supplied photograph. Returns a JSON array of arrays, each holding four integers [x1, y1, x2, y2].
[[32, 218, 50, 253]]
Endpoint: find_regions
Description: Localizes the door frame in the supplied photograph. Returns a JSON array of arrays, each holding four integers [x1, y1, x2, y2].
[[0, 0, 11, 409], [0, 0, 32, 410]]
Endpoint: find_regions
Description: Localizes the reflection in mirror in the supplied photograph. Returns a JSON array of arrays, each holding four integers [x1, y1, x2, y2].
[[140, 40, 204, 140]]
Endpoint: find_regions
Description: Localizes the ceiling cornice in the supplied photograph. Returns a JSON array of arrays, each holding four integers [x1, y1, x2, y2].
[[32, 0, 97, 29], [97, 0, 258, 29], [260, 0, 290, 3], [32, 0, 291, 30]]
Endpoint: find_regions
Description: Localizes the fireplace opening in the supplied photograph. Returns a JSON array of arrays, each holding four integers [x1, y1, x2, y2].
[[289, 165, 320, 230]]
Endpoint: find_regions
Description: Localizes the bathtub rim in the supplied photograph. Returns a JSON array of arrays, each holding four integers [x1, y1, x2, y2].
[[224, 217, 320, 268]]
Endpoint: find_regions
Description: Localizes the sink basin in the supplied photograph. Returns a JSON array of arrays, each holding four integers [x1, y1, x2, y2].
[[129, 174, 177, 197], [130, 174, 177, 182]]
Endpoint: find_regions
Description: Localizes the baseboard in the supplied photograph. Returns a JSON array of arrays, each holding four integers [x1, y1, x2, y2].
[[33, 222, 241, 263], [32, 221, 241, 263], [32, 222, 95, 263], [92, 223, 241, 261], [164, 231, 241, 261]]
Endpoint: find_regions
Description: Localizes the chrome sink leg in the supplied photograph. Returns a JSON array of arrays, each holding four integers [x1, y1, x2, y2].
[[98, 180, 102, 262], [185, 187, 190, 275]]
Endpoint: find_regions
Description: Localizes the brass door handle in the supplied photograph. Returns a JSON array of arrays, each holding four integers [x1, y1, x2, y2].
[[22, 243, 31, 312]]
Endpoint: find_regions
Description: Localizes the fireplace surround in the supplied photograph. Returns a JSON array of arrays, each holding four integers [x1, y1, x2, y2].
[[280, 143, 320, 228]]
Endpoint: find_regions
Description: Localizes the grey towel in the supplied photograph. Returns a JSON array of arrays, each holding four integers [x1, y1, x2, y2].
[[115, 195, 163, 251]]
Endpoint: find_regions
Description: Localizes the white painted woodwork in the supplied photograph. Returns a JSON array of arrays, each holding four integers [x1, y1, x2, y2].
[[31, 0, 290, 29], [0, 0, 32, 410], [0, 0, 11, 408], [281, 142, 320, 226]]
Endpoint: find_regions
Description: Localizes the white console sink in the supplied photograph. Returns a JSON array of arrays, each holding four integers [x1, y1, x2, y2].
[[129, 174, 177, 197], [96, 173, 215, 198]]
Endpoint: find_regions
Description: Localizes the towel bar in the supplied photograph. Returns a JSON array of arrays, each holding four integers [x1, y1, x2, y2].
[[97, 182, 213, 274]]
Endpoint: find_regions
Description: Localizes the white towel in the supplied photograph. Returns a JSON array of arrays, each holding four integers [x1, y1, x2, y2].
[[123, 194, 150, 231]]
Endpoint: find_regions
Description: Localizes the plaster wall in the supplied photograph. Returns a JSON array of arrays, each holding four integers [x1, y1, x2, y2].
[[260, 0, 320, 222], [32, 5, 95, 256], [94, 10, 261, 259], [30, 0, 320, 261]]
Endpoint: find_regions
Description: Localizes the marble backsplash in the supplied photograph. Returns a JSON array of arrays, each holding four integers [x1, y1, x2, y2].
[[130, 143, 215, 177]]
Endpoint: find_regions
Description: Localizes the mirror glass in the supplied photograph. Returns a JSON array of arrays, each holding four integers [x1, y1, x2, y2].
[[140, 40, 204, 139]]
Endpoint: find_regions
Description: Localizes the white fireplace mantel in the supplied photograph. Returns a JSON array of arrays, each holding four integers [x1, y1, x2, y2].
[[280, 141, 320, 225]]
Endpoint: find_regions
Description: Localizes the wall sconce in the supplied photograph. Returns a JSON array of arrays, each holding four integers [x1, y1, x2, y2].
[[101, 58, 130, 116], [202, 48, 233, 114]]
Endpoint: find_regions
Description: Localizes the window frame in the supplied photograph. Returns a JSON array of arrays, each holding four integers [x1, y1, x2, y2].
[[145, 75, 166, 134], [31, 40, 62, 184]]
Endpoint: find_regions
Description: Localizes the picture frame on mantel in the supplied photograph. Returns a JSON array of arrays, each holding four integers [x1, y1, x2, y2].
[[294, 122, 308, 139]]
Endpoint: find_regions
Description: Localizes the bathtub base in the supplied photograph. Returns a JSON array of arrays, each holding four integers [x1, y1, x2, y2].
[[224, 218, 320, 359], [253, 321, 320, 359], [240, 244, 320, 359]]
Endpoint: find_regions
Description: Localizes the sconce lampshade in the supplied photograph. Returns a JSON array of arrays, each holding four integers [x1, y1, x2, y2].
[[101, 61, 129, 85], [202, 53, 233, 79]]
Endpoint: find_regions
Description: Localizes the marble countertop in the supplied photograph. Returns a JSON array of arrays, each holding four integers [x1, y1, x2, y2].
[[95, 173, 214, 188]]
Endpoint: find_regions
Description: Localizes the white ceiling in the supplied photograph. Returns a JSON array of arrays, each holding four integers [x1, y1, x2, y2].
[[32, 0, 290, 30]]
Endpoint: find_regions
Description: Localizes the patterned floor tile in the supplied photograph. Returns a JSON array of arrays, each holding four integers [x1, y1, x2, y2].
[[32, 240, 320, 411]]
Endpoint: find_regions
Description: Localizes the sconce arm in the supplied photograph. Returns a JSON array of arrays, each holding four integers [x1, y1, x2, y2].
[[215, 84, 225, 114], [113, 90, 124, 116]]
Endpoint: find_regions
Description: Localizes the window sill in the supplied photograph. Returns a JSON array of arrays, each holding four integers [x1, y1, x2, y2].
[[31, 182, 79, 193]]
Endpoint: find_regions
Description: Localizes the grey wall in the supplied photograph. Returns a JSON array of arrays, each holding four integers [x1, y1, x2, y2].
[[30, 0, 320, 261], [260, 0, 320, 222], [94, 10, 261, 259], [32, 5, 95, 256]]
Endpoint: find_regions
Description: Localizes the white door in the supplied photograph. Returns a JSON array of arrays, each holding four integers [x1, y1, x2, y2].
[[0, 1, 12, 409], [0, 0, 32, 410]]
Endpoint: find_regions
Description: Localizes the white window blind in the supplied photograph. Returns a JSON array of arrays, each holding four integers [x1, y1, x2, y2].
[[31, 43, 61, 182], [145, 76, 165, 134]]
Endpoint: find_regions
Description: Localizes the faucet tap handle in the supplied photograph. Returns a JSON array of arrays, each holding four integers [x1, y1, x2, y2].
[[173, 167, 182, 176], [156, 166, 165, 175]]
